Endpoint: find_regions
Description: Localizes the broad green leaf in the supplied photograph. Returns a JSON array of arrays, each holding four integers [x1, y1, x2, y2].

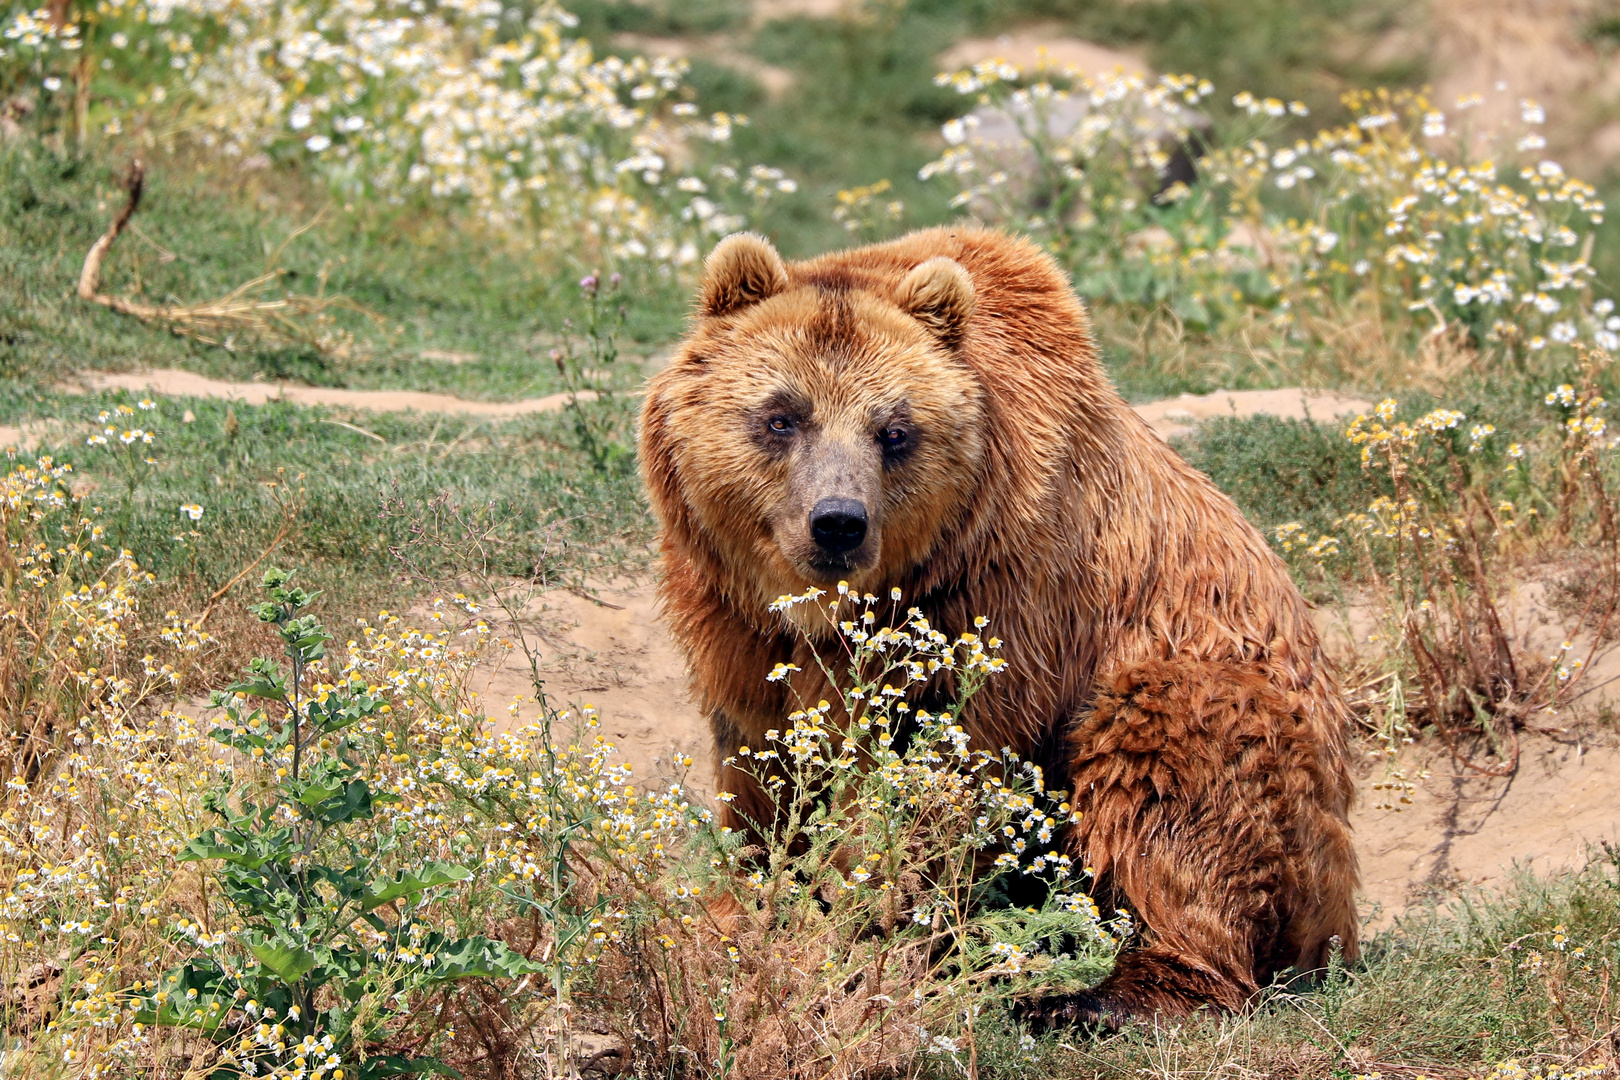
[[424, 936, 544, 981], [314, 779, 375, 824], [294, 780, 345, 808], [249, 936, 318, 983], [178, 835, 281, 869], [227, 675, 288, 702], [361, 862, 471, 910]]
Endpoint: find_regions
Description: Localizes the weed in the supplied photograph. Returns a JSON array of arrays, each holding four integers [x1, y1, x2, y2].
[[139, 569, 544, 1080], [549, 272, 636, 476], [925, 67, 1613, 388]]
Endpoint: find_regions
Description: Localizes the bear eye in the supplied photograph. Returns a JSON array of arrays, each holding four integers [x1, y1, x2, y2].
[[767, 415, 794, 434], [879, 427, 908, 451]]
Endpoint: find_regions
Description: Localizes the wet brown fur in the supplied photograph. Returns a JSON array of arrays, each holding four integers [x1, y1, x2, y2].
[[638, 226, 1359, 1026]]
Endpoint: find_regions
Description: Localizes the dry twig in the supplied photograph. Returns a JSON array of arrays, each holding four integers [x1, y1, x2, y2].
[[77, 160, 380, 357]]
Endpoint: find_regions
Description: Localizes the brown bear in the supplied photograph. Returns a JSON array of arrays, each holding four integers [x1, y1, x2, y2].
[[638, 226, 1359, 1027]]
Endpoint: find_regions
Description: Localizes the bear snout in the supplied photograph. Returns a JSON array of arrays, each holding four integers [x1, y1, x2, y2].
[[809, 497, 868, 555]]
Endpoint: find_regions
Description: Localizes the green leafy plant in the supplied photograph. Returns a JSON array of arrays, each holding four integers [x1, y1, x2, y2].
[[549, 271, 635, 475], [132, 568, 542, 1080], [591, 586, 1123, 1078]]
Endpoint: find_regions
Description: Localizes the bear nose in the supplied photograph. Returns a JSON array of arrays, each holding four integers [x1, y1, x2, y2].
[[809, 498, 868, 555]]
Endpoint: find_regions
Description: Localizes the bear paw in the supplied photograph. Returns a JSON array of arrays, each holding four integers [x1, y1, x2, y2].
[[1013, 990, 1130, 1034]]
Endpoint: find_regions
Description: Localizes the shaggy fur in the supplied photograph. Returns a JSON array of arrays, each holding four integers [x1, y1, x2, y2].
[[639, 226, 1359, 1025]]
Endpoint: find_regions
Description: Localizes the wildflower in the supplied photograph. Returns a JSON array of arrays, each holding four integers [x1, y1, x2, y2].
[[179, 503, 204, 522]]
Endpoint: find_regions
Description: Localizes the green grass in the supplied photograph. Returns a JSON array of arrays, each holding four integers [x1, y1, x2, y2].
[[1, 140, 664, 645], [1178, 413, 1389, 544], [963, 851, 1620, 1077], [0, 144, 691, 400], [4, 386, 650, 649]]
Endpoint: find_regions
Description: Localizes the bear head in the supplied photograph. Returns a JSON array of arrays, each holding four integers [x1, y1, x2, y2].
[[643, 233, 989, 609]]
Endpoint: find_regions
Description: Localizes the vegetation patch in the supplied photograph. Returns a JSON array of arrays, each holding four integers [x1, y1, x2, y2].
[[3, 0, 1620, 1076]]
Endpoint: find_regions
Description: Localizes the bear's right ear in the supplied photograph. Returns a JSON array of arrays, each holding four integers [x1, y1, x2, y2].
[[699, 233, 790, 318]]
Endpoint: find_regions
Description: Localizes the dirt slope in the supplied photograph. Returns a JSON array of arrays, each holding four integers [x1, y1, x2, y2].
[[478, 581, 1620, 931]]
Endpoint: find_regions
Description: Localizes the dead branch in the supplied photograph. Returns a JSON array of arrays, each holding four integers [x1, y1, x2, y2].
[[77, 161, 381, 357], [77, 159, 147, 309]]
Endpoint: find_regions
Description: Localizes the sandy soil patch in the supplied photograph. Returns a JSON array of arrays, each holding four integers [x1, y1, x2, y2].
[[456, 584, 719, 802], [73, 369, 596, 419], [1428, 0, 1620, 170], [1354, 735, 1620, 927], [751, 0, 845, 22], [1136, 387, 1373, 440], [0, 419, 65, 454], [939, 30, 1151, 79], [467, 578, 1620, 930]]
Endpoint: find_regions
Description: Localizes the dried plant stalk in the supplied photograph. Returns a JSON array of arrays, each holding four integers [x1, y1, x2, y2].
[[77, 160, 378, 357]]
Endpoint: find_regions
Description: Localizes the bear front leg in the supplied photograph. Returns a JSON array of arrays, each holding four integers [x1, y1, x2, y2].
[[1025, 657, 1358, 1030], [709, 705, 782, 844]]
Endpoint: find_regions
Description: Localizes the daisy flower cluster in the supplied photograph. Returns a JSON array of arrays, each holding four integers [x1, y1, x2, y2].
[[3, 0, 792, 265], [0, 461, 209, 1077], [923, 64, 1613, 365], [582, 586, 1121, 1078], [1265, 89, 1610, 362]]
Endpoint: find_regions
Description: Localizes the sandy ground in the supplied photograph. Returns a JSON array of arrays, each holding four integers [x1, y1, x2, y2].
[[750, 0, 844, 22], [483, 582, 1620, 933], [461, 582, 719, 804], [1427, 0, 1620, 171], [0, 370, 599, 450], [84, 369, 595, 417], [1133, 387, 1371, 440]]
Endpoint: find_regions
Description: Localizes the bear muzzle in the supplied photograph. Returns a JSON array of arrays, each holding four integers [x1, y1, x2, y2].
[[777, 433, 885, 582]]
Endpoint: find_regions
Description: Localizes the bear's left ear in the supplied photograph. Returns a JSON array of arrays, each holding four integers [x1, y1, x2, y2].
[[898, 257, 974, 347], [700, 233, 790, 318]]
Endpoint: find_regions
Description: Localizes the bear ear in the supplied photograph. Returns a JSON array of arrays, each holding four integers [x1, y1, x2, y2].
[[898, 257, 974, 347], [699, 233, 790, 318]]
